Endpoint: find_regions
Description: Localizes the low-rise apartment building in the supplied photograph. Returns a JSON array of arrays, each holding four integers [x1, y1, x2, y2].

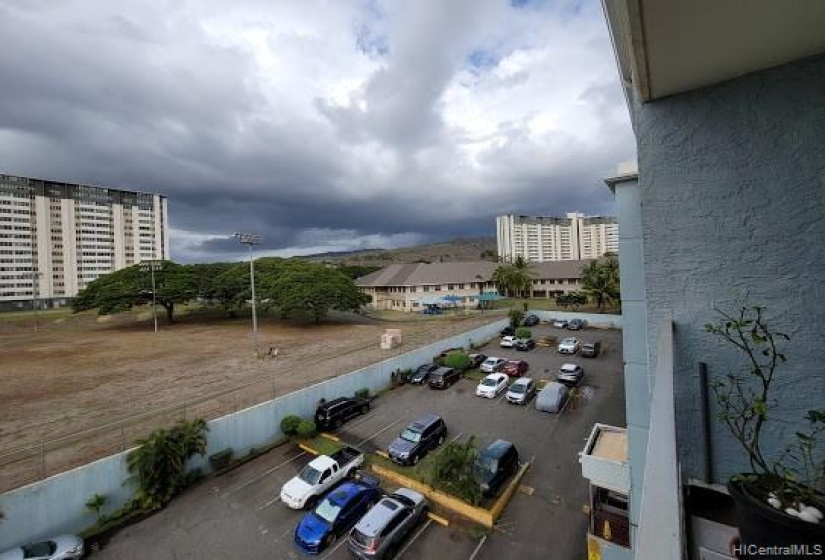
[[355, 260, 592, 312]]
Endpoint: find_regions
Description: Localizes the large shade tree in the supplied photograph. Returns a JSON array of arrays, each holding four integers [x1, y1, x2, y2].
[[72, 261, 193, 323]]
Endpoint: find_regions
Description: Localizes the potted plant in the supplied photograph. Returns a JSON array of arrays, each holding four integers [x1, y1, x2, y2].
[[706, 305, 825, 554]]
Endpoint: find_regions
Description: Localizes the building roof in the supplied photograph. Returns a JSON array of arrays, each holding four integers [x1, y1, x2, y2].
[[602, 0, 825, 102], [355, 260, 594, 287]]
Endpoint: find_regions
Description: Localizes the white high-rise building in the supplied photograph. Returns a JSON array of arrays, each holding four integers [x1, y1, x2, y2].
[[496, 212, 618, 262], [0, 174, 169, 310]]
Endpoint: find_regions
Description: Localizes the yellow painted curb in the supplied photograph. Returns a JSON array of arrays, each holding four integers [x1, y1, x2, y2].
[[319, 433, 340, 442], [490, 462, 531, 522], [427, 512, 450, 527], [298, 443, 318, 455], [375, 450, 390, 459]]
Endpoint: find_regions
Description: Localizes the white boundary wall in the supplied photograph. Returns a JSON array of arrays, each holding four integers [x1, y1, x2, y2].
[[0, 318, 508, 549]]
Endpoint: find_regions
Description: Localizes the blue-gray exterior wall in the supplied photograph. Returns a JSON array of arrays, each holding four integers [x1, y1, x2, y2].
[[632, 54, 825, 484]]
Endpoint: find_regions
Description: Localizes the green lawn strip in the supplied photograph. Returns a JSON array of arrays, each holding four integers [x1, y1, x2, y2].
[[300, 436, 344, 457], [462, 369, 487, 382]]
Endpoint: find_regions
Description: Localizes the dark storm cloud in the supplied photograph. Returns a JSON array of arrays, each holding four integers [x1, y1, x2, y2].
[[0, 1, 635, 263]]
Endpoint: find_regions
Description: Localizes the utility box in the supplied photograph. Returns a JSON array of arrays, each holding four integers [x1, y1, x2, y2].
[[380, 329, 402, 349]]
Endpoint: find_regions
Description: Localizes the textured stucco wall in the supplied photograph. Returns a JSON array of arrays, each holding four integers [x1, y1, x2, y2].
[[634, 54, 825, 483]]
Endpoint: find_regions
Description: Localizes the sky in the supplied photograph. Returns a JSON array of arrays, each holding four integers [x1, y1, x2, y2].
[[0, 0, 635, 263]]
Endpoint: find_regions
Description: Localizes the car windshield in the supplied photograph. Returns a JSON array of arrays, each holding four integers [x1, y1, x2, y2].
[[481, 378, 497, 386], [298, 465, 323, 485], [483, 359, 495, 366], [400, 428, 422, 443], [509, 384, 526, 393], [561, 365, 577, 373], [314, 498, 342, 524]]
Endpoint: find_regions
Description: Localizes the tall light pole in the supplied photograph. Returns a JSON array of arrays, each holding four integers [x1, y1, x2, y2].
[[233, 232, 262, 356], [31, 271, 42, 332], [139, 260, 163, 333]]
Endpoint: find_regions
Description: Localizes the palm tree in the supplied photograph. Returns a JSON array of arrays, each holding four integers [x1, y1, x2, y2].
[[491, 264, 515, 297], [510, 256, 536, 298], [582, 259, 620, 311]]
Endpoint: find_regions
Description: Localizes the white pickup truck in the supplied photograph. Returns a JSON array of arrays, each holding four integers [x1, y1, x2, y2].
[[279, 446, 364, 509]]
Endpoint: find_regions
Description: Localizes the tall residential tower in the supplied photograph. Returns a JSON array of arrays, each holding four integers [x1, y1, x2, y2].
[[496, 212, 618, 262], [0, 174, 169, 310]]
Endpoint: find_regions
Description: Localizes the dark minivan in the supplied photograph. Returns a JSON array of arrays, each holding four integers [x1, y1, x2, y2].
[[427, 367, 461, 389], [581, 341, 602, 358], [387, 414, 447, 465], [315, 396, 370, 431], [473, 440, 520, 497]]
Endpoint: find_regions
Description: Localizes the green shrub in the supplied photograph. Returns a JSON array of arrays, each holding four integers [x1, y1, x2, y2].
[[400, 368, 414, 382], [281, 415, 303, 436], [296, 420, 317, 439], [515, 327, 532, 339], [443, 351, 470, 371], [208, 448, 234, 471], [429, 436, 481, 506], [85, 493, 108, 523], [508, 308, 525, 328], [355, 388, 370, 399]]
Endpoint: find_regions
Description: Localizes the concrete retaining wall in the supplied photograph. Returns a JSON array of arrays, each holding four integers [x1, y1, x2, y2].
[[533, 310, 622, 329], [0, 318, 507, 549]]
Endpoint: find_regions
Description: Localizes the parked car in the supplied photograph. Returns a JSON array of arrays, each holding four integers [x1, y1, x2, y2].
[[433, 347, 463, 364], [501, 360, 529, 377], [294, 475, 382, 554], [421, 306, 442, 315], [467, 353, 487, 369], [480, 357, 507, 373], [506, 377, 537, 405], [557, 363, 584, 386], [567, 318, 586, 330], [552, 318, 569, 328], [0, 535, 84, 560], [523, 314, 540, 326], [557, 337, 580, 355], [387, 414, 447, 466], [581, 341, 602, 358], [535, 382, 570, 413], [427, 367, 461, 389], [473, 440, 520, 497], [499, 335, 517, 348], [315, 396, 370, 431], [514, 338, 536, 351], [475, 373, 509, 399], [500, 326, 516, 337], [347, 488, 429, 559], [280, 447, 365, 509], [410, 363, 439, 385]]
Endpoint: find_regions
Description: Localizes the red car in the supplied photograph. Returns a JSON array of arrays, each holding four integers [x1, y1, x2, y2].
[[501, 360, 529, 377]]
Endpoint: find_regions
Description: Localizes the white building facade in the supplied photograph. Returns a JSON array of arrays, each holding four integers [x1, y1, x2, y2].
[[496, 212, 618, 262], [0, 174, 169, 310]]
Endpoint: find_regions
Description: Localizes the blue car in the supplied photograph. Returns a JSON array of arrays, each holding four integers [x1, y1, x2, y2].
[[294, 475, 381, 554]]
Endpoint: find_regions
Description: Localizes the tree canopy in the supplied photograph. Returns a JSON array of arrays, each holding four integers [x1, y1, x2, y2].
[[492, 256, 536, 298], [72, 258, 371, 323], [581, 258, 620, 311]]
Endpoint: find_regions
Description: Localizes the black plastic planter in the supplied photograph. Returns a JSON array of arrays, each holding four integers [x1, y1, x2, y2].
[[727, 479, 825, 559]]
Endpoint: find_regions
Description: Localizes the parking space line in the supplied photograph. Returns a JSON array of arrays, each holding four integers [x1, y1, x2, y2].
[[396, 519, 432, 560], [319, 533, 349, 559], [447, 432, 464, 445], [222, 451, 307, 498], [337, 410, 378, 433], [356, 417, 403, 447], [256, 494, 286, 510], [467, 534, 488, 560]]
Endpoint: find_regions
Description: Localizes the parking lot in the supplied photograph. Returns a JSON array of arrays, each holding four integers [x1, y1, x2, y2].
[[92, 323, 625, 560]]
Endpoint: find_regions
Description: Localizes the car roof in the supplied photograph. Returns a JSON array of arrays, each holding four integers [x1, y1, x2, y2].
[[479, 439, 515, 459], [318, 397, 350, 410], [484, 373, 506, 380], [409, 413, 441, 430], [353, 497, 403, 536], [325, 480, 373, 505], [507, 360, 525, 365], [511, 377, 533, 386]]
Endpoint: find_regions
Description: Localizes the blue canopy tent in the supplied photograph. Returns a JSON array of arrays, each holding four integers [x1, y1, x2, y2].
[[441, 294, 463, 313], [478, 291, 503, 310]]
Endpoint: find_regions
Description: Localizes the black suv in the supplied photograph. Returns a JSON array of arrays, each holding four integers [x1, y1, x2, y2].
[[388, 414, 447, 465], [523, 314, 540, 327], [515, 338, 535, 351], [410, 363, 439, 384], [581, 341, 602, 358], [427, 367, 461, 389], [315, 396, 370, 431], [473, 440, 520, 497]]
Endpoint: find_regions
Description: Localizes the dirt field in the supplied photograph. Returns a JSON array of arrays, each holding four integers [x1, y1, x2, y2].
[[0, 308, 499, 491]]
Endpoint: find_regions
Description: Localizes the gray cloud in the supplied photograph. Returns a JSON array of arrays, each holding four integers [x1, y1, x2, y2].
[[0, 0, 635, 263]]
